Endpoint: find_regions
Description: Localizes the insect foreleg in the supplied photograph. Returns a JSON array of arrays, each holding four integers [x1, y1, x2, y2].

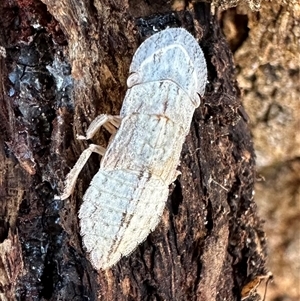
[[55, 144, 106, 200], [77, 114, 121, 140]]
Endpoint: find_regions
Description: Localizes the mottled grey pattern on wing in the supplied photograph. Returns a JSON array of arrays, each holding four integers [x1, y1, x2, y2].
[[78, 28, 207, 269]]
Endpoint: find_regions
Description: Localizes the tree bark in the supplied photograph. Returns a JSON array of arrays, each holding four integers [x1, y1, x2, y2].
[[0, 1, 267, 300]]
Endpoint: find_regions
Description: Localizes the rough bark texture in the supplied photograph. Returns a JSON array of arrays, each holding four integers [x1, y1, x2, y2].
[[222, 2, 300, 300], [0, 1, 269, 300]]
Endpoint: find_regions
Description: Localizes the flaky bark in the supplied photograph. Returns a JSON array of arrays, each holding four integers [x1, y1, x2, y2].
[[0, 1, 268, 300]]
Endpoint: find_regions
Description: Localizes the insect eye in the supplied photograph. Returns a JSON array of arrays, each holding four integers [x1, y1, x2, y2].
[[127, 73, 140, 88]]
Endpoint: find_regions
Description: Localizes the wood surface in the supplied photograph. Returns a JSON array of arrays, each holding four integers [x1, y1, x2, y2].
[[0, 1, 269, 300]]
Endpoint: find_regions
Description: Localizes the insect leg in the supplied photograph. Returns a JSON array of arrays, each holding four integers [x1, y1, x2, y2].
[[77, 114, 121, 140], [55, 144, 106, 200]]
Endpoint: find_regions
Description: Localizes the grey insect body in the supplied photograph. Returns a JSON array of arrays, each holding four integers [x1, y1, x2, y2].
[[58, 28, 207, 269]]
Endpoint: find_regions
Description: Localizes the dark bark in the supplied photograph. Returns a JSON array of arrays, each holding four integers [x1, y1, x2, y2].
[[0, 0, 267, 300]]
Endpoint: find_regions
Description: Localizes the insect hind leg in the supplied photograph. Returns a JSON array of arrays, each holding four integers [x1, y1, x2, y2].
[[77, 114, 121, 140], [55, 144, 106, 200]]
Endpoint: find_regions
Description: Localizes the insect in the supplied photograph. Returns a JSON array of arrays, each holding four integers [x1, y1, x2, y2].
[[241, 272, 273, 300], [57, 28, 207, 269]]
